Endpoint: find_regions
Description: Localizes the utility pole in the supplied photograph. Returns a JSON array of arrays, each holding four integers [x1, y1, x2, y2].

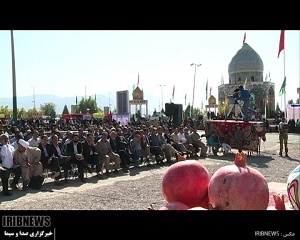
[[158, 84, 166, 116], [190, 63, 201, 118], [31, 86, 36, 109], [11, 30, 18, 126]]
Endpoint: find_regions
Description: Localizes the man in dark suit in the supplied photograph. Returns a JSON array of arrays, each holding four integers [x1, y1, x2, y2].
[[65, 133, 88, 183], [48, 134, 71, 184], [82, 133, 103, 178], [38, 134, 63, 186]]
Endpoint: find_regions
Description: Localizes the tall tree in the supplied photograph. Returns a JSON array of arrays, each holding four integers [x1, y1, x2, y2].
[[40, 103, 56, 118], [77, 96, 98, 114], [0, 106, 12, 116], [62, 105, 69, 114], [17, 107, 27, 119]]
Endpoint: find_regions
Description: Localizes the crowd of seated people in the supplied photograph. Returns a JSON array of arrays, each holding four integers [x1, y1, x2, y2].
[[1, 116, 214, 197]]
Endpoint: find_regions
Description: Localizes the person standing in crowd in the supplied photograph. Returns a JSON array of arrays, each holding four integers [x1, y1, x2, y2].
[[262, 118, 269, 132], [278, 117, 289, 157], [0, 134, 22, 196], [236, 85, 251, 122]]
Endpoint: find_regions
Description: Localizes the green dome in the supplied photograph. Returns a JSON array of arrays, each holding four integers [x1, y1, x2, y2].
[[228, 43, 264, 74]]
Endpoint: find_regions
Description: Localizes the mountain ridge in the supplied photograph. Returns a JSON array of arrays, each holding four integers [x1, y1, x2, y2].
[[0, 93, 160, 116]]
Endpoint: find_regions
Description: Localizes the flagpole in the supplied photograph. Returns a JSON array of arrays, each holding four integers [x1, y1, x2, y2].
[[278, 30, 286, 115], [283, 33, 286, 118], [299, 30, 300, 103]]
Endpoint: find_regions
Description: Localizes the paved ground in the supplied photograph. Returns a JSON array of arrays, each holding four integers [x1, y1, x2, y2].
[[0, 131, 299, 210]]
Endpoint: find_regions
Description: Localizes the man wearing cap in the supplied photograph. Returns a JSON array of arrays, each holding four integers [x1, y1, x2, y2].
[[0, 134, 22, 196], [14, 139, 43, 191]]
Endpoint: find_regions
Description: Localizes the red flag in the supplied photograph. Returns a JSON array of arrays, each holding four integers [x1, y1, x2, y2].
[[277, 30, 285, 58], [243, 32, 246, 44]]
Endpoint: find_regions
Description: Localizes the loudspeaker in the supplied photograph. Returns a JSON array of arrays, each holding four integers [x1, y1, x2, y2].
[[165, 103, 175, 116], [173, 104, 183, 126]]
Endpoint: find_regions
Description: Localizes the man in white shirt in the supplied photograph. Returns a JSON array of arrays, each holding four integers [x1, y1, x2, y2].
[[28, 130, 40, 147], [0, 134, 22, 196], [177, 127, 193, 156]]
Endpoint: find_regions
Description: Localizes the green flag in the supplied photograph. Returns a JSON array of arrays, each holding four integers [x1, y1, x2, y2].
[[278, 76, 286, 96]]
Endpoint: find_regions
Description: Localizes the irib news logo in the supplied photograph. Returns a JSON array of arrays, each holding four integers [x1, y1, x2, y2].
[[2, 216, 51, 227], [1, 215, 55, 239]]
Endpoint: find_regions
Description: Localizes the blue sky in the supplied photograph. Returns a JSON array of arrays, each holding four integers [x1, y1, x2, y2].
[[0, 30, 299, 113]]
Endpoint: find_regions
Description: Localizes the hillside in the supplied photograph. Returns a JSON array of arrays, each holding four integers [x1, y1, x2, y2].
[[0, 93, 161, 116]]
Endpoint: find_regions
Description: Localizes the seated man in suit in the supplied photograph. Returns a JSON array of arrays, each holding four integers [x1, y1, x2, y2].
[[149, 127, 165, 165], [82, 133, 103, 178], [38, 134, 63, 186], [109, 130, 131, 173], [65, 133, 89, 183], [48, 134, 71, 184]]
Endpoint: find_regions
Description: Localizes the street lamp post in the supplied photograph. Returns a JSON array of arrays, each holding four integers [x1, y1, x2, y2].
[[190, 63, 201, 118], [11, 30, 17, 126], [31, 86, 36, 109], [158, 84, 166, 116]]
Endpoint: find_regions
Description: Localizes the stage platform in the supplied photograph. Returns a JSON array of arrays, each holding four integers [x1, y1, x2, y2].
[[205, 120, 266, 152]]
